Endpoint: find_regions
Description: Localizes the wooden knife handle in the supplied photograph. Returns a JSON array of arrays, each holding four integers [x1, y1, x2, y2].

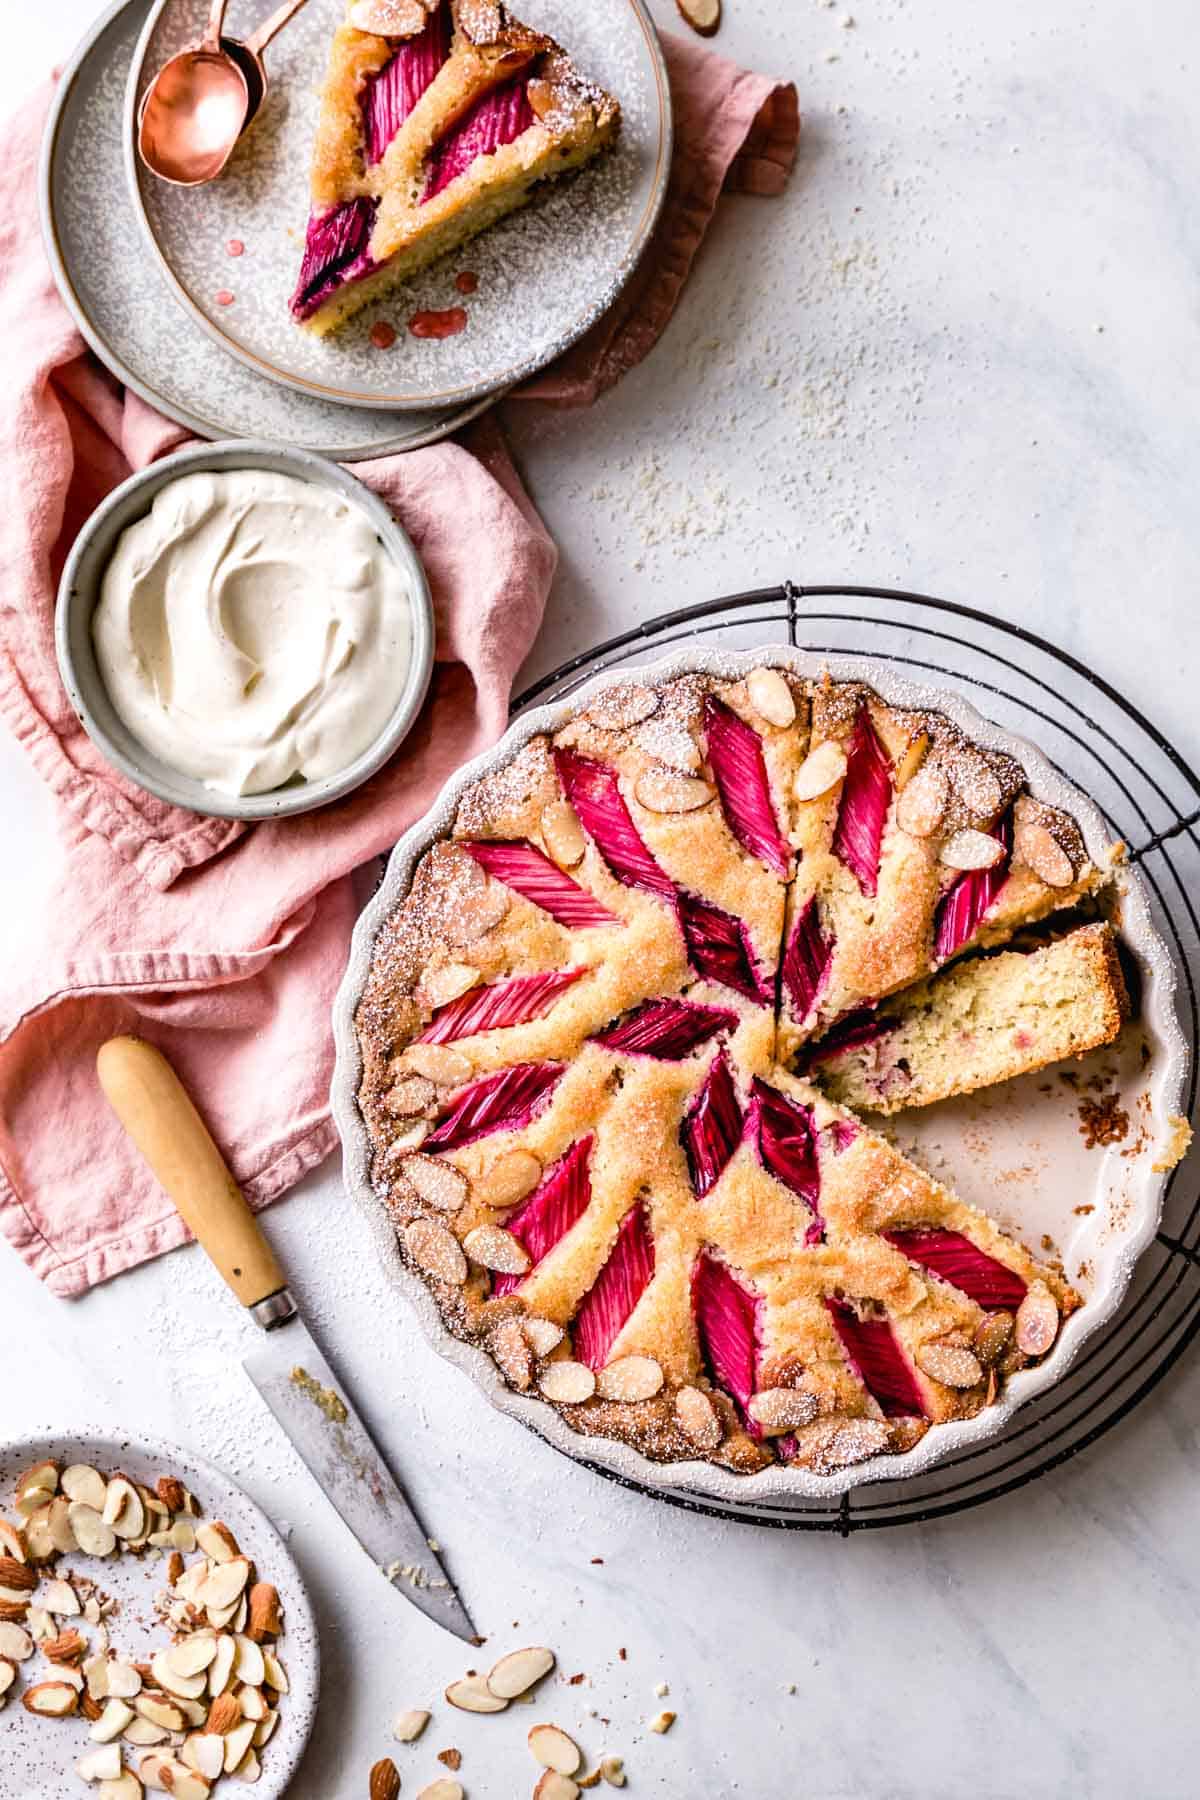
[[97, 1036, 288, 1312]]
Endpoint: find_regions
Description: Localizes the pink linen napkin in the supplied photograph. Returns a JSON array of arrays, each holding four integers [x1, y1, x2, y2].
[[0, 41, 798, 1298]]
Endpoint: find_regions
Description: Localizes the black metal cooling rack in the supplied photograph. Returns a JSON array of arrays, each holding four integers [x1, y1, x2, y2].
[[509, 583, 1200, 1531]]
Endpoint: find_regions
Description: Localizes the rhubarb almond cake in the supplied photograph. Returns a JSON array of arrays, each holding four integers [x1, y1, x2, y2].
[[292, 0, 621, 334], [352, 665, 1137, 1478]]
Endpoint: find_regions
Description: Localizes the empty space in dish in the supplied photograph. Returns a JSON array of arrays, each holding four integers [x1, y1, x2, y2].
[[331, 587, 1196, 1520]]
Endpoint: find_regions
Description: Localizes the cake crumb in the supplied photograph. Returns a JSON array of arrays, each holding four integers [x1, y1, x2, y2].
[[1078, 1092, 1130, 1149], [1152, 1114, 1193, 1173]]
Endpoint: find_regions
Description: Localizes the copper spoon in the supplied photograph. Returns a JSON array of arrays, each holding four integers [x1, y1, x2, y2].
[[138, 0, 311, 186]]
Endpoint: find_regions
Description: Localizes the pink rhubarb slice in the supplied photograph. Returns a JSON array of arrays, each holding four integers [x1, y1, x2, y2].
[[573, 1202, 656, 1369], [291, 197, 378, 321], [933, 816, 1012, 961], [676, 890, 770, 1005], [362, 3, 449, 165], [554, 749, 676, 904], [592, 998, 737, 1061], [692, 1249, 763, 1432], [463, 840, 617, 930], [492, 1134, 593, 1297], [831, 707, 893, 897], [883, 1227, 1028, 1310], [418, 968, 586, 1044], [781, 898, 833, 1022], [801, 1006, 897, 1069], [747, 1079, 822, 1240], [703, 696, 792, 878], [425, 1061, 564, 1151], [681, 1048, 743, 1198], [424, 76, 535, 200], [826, 1299, 925, 1418]]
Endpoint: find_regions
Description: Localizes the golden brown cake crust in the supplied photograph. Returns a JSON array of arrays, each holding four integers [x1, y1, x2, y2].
[[353, 667, 1122, 1477]]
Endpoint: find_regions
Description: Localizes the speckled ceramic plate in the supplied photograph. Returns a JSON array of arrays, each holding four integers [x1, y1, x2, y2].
[[0, 1429, 318, 1800], [126, 0, 671, 410], [40, 0, 492, 458], [330, 644, 1190, 1503]]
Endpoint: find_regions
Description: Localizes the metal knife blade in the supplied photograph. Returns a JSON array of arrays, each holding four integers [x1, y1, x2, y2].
[[243, 1312, 476, 1642]]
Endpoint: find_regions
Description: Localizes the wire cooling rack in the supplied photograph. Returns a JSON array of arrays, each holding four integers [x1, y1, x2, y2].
[[509, 583, 1200, 1531]]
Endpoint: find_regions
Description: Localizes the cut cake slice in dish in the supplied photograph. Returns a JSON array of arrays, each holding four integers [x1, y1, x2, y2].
[[291, 0, 621, 336], [806, 922, 1129, 1114]]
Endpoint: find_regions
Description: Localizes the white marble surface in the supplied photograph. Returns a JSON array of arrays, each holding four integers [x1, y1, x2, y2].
[[4, 0, 1200, 1795]]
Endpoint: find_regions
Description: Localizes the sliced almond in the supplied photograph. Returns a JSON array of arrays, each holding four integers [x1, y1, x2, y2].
[[185, 1734, 226, 1781], [168, 1769, 214, 1800], [136, 1754, 173, 1792], [223, 1718, 257, 1773], [195, 1521, 241, 1564], [167, 1637, 220, 1681], [239, 1685, 268, 1723], [446, 1672, 508, 1713], [490, 1316, 536, 1390], [649, 1710, 676, 1734], [261, 1650, 288, 1695], [486, 1148, 544, 1208], [915, 1341, 983, 1388], [253, 1711, 278, 1748], [137, 1693, 186, 1731], [487, 1644, 556, 1700], [1013, 815, 1077, 887], [124, 1717, 171, 1746], [401, 1153, 470, 1214], [386, 1074, 438, 1118], [674, 1385, 722, 1450], [171, 1519, 198, 1554], [523, 1316, 565, 1358], [205, 1692, 243, 1735], [31, 1497, 77, 1559], [61, 1465, 107, 1511], [595, 1356, 664, 1403], [675, 0, 719, 33], [199, 1558, 251, 1613], [793, 739, 848, 801], [529, 1723, 583, 1775], [91, 1699, 135, 1741], [950, 754, 1004, 819], [14, 1461, 58, 1515], [1015, 1280, 1060, 1356], [400, 1043, 473, 1087], [940, 828, 1005, 871], [106, 1662, 143, 1700], [586, 683, 659, 730], [0, 1555, 34, 1593], [41, 1577, 80, 1616], [232, 1633, 265, 1688], [97, 1775, 144, 1800], [634, 767, 715, 814], [22, 1678, 78, 1716], [747, 1387, 820, 1433], [393, 1707, 432, 1742], [974, 1309, 1015, 1365], [232, 1748, 261, 1783], [464, 1225, 531, 1275], [0, 1660, 15, 1702], [178, 1698, 210, 1727], [541, 800, 587, 868], [153, 1648, 207, 1700], [417, 1782, 465, 1800], [0, 1521, 25, 1563], [534, 1776, 581, 1800], [538, 1361, 596, 1405], [68, 1504, 116, 1558], [599, 1755, 626, 1787], [77, 1743, 122, 1782], [896, 760, 949, 837], [419, 961, 481, 1010], [445, 875, 510, 948], [746, 667, 796, 728], [404, 1217, 468, 1284]]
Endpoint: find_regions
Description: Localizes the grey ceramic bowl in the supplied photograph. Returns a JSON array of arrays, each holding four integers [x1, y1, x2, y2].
[[55, 439, 434, 821]]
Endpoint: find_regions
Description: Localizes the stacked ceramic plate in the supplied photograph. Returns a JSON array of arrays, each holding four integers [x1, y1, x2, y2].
[[41, 0, 672, 457]]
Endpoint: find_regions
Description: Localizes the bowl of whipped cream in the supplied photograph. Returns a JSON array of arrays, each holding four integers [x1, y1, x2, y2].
[[56, 440, 434, 820]]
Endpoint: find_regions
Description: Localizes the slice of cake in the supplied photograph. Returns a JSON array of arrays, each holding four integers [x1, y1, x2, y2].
[[806, 923, 1129, 1114], [291, 0, 620, 336]]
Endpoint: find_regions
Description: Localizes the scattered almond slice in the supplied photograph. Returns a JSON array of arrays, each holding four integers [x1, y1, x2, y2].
[[233, 1632, 266, 1688], [534, 1774, 581, 1800], [418, 961, 480, 1009], [186, 1734, 226, 1781], [253, 1712, 279, 1748], [153, 1646, 207, 1699], [124, 1716, 171, 1746], [538, 1361, 596, 1405], [405, 1217, 469, 1285], [97, 1774, 143, 1800], [102, 1478, 145, 1541], [199, 1557, 252, 1613], [595, 1357, 663, 1403], [447, 1671, 508, 1713], [634, 768, 715, 815], [393, 1707, 431, 1742], [940, 828, 1005, 871], [208, 1636, 237, 1699], [896, 760, 949, 836], [370, 1762, 403, 1800], [401, 1043, 473, 1086], [793, 739, 848, 801], [529, 1722, 583, 1775], [246, 1582, 283, 1642], [488, 1645, 556, 1700], [22, 1677, 79, 1716], [387, 1074, 438, 1118], [261, 1650, 288, 1694], [649, 1710, 676, 1734], [1015, 1280, 1060, 1355], [61, 1466, 107, 1511], [223, 1717, 257, 1773], [951, 755, 1004, 818], [915, 1341, 984, 1388], [1013, 816, 1077, 887], [484, 1149, 543, 1208], [68, 1505, 116, 1559], [417, 1781, 464, 1800], [747, 1388, 819, 1433], [0, 1521, 25, 1563], [0, 1620, 35, 1661], [541, 800, 587, 868], [137, 1693, 187, 1731], [77, 1742, 122, 1781], [41, 1576, 79, 1615], [673, 1386, 722, 1450], [674, 0, 719, 35], [464, 1225, 531, 1275], [0, 1661, 15, 1704], [523, 1317, 565, 1358], [746, 667, 796, 728], [232, 1747, 261, 1783], [240, 1685, 268, 1723], [196, 1521, 241, 1564], [599, 1755, 626, 1788], [206, 1691, 244, 1734], [167, 1634, 220, 1680], [402, 1154, 471, 1214]]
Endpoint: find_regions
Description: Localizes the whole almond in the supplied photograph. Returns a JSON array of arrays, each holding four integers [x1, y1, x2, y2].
[[246, 1582, 283, 1642], [793, 740, 848, 802], [401, 1154, 470, 1214], [156, 1476, 186, 1512], [674, 1385, 722, 1450], [915, 1341, 983, 1388], [1015, 1281, 1060, 1356], [940, 828, 1005, 872], [541, 800, 587, 868], [399, 1043, 472, 1087], [418, 962, 480, 1009], [747, 1387, 819, 1433], [463, 1225, 530, 1276], [895, 761, 949, 837], [370, 1757, 402, 1800], [404, 1218, 468, 1285], [206, 1692, 243, 1735], [0, 1557, 35, 1593], [634, 767, 715, 815], [746, 667, 796, 728], [1013, 817, 1077, 887], [595, 1357, 664, 1403]]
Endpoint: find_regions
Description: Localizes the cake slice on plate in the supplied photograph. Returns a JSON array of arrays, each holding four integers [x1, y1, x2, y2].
[[291, 0, 621, 336], [807, 922, 1129, 1114]]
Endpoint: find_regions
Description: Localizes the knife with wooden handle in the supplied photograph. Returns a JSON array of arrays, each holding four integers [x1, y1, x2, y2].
[[97, 1035, 476, 1642]]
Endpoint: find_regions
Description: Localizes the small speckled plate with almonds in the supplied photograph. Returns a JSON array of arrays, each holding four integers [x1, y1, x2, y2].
[[0, 1430, 318, 1799], [330, 644, 1189, 1504], [125, 0, 672, 410]]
